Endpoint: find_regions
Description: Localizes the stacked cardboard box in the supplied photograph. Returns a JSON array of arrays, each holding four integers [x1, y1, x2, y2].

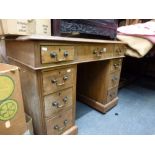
[[0, 19, 51, 36]]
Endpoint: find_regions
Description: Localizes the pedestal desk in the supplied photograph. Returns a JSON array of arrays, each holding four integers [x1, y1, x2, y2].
[[5, 35, 126, 135]]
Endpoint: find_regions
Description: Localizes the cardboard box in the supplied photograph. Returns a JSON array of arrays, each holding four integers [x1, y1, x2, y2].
[[0, 19, 51, 36], [28, 19, 51, 36], [0, 63, 27, 134], [0, 19, 29, 35]]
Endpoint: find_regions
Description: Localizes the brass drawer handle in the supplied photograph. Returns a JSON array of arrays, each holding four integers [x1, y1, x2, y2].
[[93, 48, 106, 56], [112, 76, 118, 81], [56, 51, 69, 61], [114, 64, 119, 68], [52, 79, 57, 84], [57, 82, 65, 86], [52, 101, 64, 108], [50, 51, 69, 62], [51, 75, 68, 86], [57, 58, 66, 62], [51, 80, 65, 86], [96, 54, 102, 57], [93, 50, 102, 57], [63, 96, 68, 103], [54, 120, 68, 131], [52, 97, 68, 109], [52, 79, 65, 86], [63, 75, 68, 81]]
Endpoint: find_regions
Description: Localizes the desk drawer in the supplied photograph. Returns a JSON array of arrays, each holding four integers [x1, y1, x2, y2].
[[44, 88, 73, 118], [107, 87, 118, 103], [42, 67, 74, 95], [41, 46, 75, 64], [45, 108, 73, 135], [109, 71, 120, 88], [76, 44, 113, 60], [111, 58, 122, 72]]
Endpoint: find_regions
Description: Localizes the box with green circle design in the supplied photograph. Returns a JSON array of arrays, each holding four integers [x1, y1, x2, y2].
[[0, 63, 27, 134]]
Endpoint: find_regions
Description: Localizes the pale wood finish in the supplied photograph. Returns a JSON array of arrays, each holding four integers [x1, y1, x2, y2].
[[9, 59, 77, 134], [77, 58, 122, 112], [107, 87, 118, 103], [45, 108, 73, 135], [6, 41, 125, 69], [42, 66, 75, 95], [5, 37, 125, 134], [41, 45, 75, 64], [77, 61, 110, 104], [16, 35, 126, 44], [76, 44, 114, 61], [108, 71, 121, 89], [78, 94, 118, 113], [44, 87, 73, 118], [0, 63, 27, 135], [6, 41, 36, 67], [103, 97, 118, 112]]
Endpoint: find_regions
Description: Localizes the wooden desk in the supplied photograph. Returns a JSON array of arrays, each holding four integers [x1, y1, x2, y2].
[[5, 35, 126, 135]]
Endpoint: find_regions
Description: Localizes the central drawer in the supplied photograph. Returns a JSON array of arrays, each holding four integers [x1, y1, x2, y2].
[[44, 88, 73, 118], [42, 67, 74, 95], [45, 108, 73, 135], [41, 45, 75, 64], [76, 44, 114, 61]]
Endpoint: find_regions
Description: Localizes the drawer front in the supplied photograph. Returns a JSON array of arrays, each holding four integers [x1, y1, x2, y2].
[[107, 87, 118, 103], [114, 44, 125, 57], [111, 58, 122, 72], [44, 88, 73, 118], [109, 71, 121, 88], [42, 67, 74, 95], [76, 44, 114, 61], [41, 46, 75, 64], [46, 108, 73, 135]]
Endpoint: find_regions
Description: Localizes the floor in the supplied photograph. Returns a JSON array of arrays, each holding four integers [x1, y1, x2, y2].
[[76, 77, 155, 135]]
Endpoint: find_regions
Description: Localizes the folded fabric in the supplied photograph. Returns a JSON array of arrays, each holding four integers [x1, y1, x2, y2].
[[117, 21, 155, 44], [138, 35, 155, 44], [117, 34, 153, 58]]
